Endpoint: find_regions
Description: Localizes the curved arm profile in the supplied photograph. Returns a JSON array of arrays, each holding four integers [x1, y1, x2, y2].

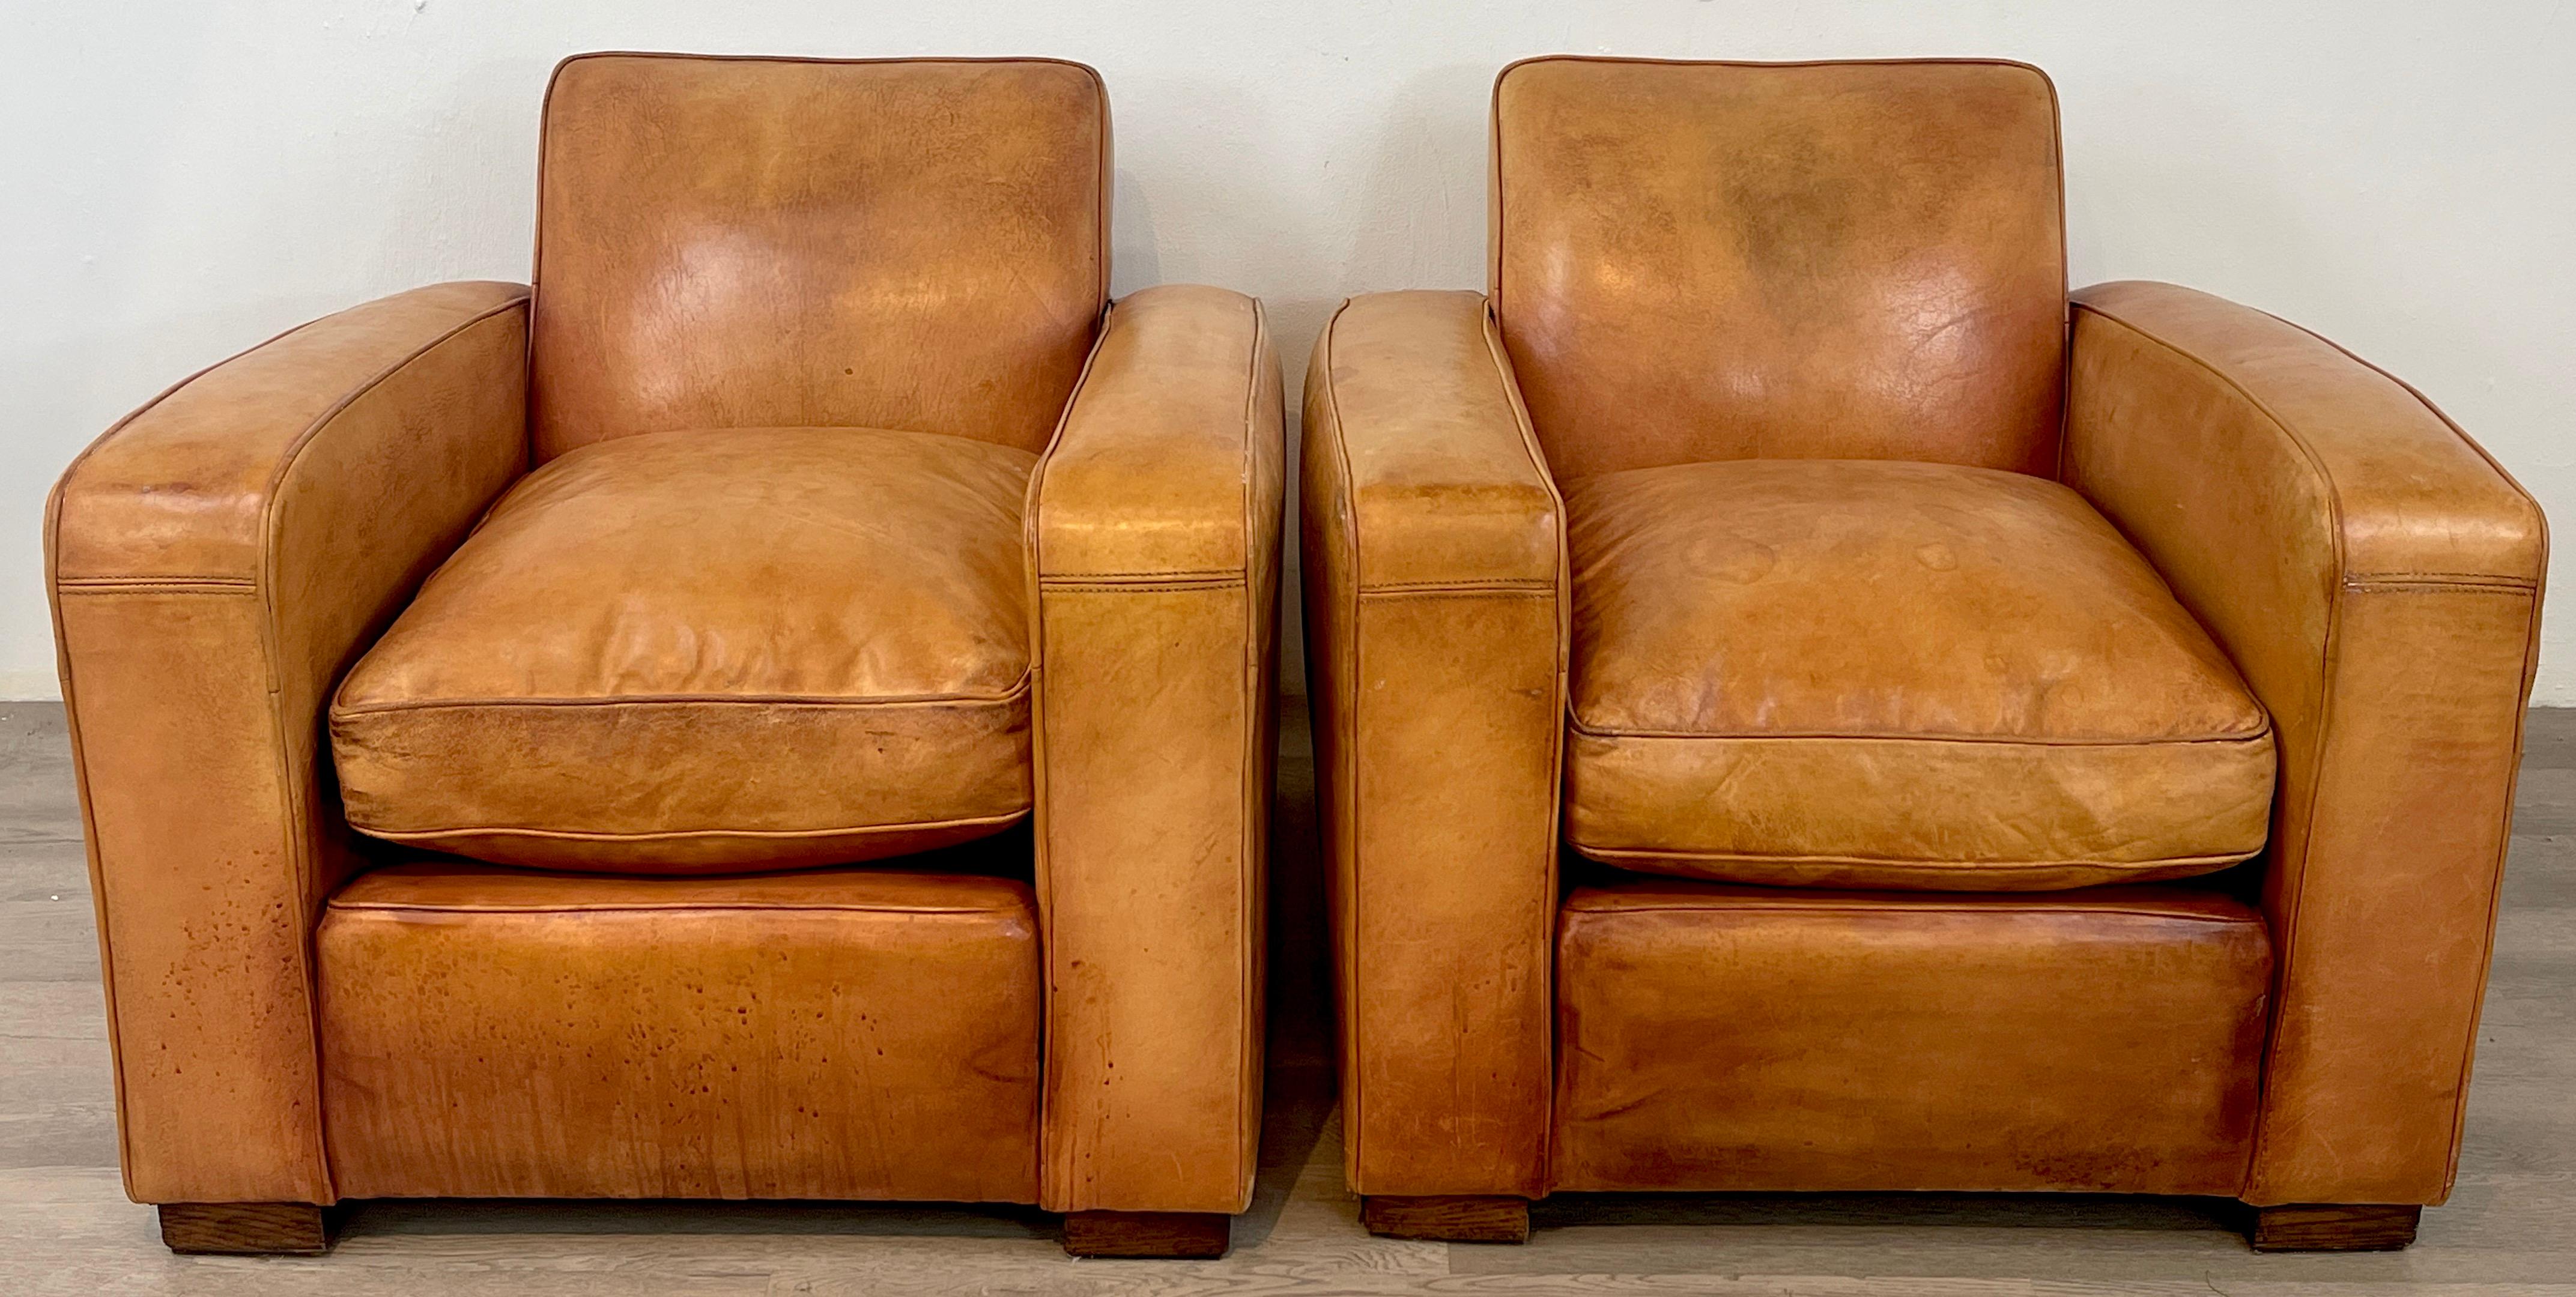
[[48, 280, 530, 1205], [2064, 279, 2545, 1207]]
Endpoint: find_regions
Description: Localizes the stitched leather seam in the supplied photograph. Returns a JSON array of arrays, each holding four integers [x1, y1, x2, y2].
[[335, 695, 1029, 713], [1315, 297, 1370, 1187], [1234, 299, 1269, 1209], [1358, 587, 1556, 602], [1578, 846, 2255, 870], [1040, 577, 1244, 593], [1570, 901, 2264, 924], [330, 901, 1022, 916], [2344, 576, 2537, 595], [332, 676, 1032, 715], [1040, 567, 1242, 582], [1019, 289, 1108, 1210], [358, 809, 1029, 842], [1360, 578, 1556, 596], [1085, 68, 1112, 312], [54, 578, 256, 594], [2445, 587, 2545, 1196], [1567, 721, 2275, 746], [2344, 570, 2536, 587], [1369, 576, 1553, 588], [1487, 297, 1569, 1197], [549, 51, 1106, 71]]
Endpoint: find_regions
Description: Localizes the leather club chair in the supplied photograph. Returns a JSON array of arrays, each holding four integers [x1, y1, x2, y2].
[[1303, 56, 2543, 1251], [48, 53, 1282, 1260]]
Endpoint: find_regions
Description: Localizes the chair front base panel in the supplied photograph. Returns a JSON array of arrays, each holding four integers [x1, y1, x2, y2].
[[315, 864, 1043, 1203], [1361, 1194, 1532, 1243], [1553, 881, 2273, 1197], [158, 1203, 338, 1255], [1059, 1210, 1231, 1258], [2248, 1203, 2423, 1252]]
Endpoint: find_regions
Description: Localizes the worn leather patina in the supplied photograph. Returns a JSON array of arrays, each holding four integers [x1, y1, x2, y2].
[[51, 54, 1282, 1226], [1307, 56, 2543, 1218]]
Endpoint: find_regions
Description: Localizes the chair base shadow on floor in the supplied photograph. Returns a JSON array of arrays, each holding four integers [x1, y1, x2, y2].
[[1357, 1195, 2423, 1253], [156, 1202, 1233, 1260]]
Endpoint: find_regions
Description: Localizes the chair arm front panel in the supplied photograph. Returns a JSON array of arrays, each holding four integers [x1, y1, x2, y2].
[[2064, 280, 2545, 1206], [1026, 285, 1283, 1214], [46, 281, 532, 1203], [1302, 291, 1565, 1197]]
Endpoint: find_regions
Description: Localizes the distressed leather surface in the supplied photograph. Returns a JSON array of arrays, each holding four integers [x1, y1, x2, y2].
[[49, 280, 532, 1204], [56, 56, 1274, 1220], [318, 863, 1042, 1202], [1302, 289, 1563, 1197], [1029, 285, 1282, 1215], [1562, 457, 2276, 889], [1311, 56, 2544, 1209], [330, 425, 1037, 873], [2067, 280, 2546, 1207], [1554, 880, 2272, 1194], [1492, 56, 2066, 480], [530, 54, 1108, 460]]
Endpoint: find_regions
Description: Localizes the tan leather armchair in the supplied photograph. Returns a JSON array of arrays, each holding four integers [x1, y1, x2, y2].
[[48, 53, 1282, 1259], [1305, 56, 2543, 1251]]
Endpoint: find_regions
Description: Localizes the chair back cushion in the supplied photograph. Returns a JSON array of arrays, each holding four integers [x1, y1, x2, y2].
[[530, 54, 1109, 461], [1492, 57, 2066, 480]]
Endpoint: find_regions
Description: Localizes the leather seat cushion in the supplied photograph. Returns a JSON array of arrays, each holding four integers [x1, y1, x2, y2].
[[1563, 458, 2276, 890], [317, 862, 1041, 1202], [331, 426, 1037, 873]]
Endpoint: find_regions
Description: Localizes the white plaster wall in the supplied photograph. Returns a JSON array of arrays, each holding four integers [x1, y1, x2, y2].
[[4, 2, 2571, 697]]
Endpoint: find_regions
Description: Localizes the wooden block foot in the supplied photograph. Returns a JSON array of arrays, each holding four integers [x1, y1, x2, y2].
[[2249, 1203, 2421, 1251], [1361, 1194, 1531, 1243], [157, 1202, 336, 1255], [1061, 1209, 1230, 1258]]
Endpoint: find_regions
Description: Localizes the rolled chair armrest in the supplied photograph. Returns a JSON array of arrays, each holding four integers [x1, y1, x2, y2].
[[47, 280, 532, 1203], [1301, 289, 1565, 1197], [2064, 279, 2545, 1206], [1026, 284, 1284, 1213]]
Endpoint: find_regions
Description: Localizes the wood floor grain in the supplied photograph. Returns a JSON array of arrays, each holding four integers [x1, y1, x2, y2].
[[2, 700, 2570, 1296]]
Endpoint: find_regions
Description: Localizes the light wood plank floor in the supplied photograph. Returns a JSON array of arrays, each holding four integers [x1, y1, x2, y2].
[[2, 700, 2569, 1295]]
